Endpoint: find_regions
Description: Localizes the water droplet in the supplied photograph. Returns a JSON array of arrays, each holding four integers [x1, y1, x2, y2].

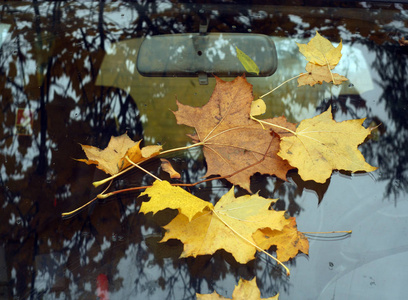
[[329, 262, 334, 270]]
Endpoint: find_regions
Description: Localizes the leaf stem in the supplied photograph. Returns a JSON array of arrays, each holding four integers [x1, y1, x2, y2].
[[250, 116, 297, 136], [260, 73, 308, 99], [212, 208, 290, 276], [97, 138, 274, 200], [61, 181, 112, 218], [93, 165, 136, 188], [324, 56, 336, 84], [92, 142, 204, 188], [125, 156, 162, 182], [159, 142, 204, 156], [302, 230, 352, 235], [98, 185, 152, 199]]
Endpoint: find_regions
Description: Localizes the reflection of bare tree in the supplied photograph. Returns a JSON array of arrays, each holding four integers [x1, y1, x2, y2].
[[366, 42, 408, 199], [1, 1, 407, 299], [0, 1, 145, 298]]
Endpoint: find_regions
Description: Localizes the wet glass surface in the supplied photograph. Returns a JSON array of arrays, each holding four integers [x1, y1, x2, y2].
[[1, 1, 408, 299]]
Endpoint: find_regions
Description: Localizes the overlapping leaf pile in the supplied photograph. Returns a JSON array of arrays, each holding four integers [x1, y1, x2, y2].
[[72, 32, 378, 298], [140, 181, 308, 265], [174, 75, 376, 187], [297, 31, 348, 86]]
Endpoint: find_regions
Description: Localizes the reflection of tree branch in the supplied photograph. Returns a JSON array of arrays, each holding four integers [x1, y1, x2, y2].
[[98, 0, 106, 52]]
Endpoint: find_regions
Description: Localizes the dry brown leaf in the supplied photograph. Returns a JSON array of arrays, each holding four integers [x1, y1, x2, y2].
[[173, 76, 295, 191]]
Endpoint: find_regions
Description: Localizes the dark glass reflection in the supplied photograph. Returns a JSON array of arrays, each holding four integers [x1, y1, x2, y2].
[[1, 1, 408, 299]]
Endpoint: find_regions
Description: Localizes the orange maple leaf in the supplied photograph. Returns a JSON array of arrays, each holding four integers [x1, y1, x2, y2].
[[253, 217, 309, 262], [173, 76, 295, 191]]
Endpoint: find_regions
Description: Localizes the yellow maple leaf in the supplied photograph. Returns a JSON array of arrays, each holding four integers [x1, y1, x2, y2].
[[77, 133, 161, 175], [297, 31, 343, 67], [197, 278, 279, 300], [159, 187, 290, 264], [277, 106, 377, 183], [139, 180, 212, 221], [298, 62, 348, 87], [297, 31, 347, 86]]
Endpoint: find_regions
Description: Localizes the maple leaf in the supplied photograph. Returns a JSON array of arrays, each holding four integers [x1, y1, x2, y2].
[[252, 218, 309, 262], [277, 106, 377, 183], [298, 62, 348, 87], [158, 186, 297, 264], [297, 31, 347, 86], [139, 180, 212, 221], [197, 278, 279, 300], [173, 76, 295, 191], [77, 133, 162, 175]]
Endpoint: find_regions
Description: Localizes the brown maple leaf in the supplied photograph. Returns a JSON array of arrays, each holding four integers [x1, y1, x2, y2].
[[173, 76, 295, 191]]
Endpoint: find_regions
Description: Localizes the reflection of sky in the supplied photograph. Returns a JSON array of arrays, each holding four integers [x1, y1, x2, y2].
[[205, 34, 230, 62], [0, 23, 11, 47], [284, 173, 408, 299]]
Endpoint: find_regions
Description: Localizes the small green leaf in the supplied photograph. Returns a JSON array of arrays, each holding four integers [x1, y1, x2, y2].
[[236, 47, 260, 75]]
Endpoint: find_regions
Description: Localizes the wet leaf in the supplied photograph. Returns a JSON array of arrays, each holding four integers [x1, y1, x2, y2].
[[173, 76, 295, 191], [278, 106, 377, 183], [250, 99, 266, 116], [197, 278, 279, 300], [297, 31, 343, 67], [236, 47, 260, 75], [298, 62, 348, 87], [159, 185, 302, 264], [253, 218, 309, 262], [77, 133, 161, 175], [297, 31, 347, 86], [140, 180, 212, 221]]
